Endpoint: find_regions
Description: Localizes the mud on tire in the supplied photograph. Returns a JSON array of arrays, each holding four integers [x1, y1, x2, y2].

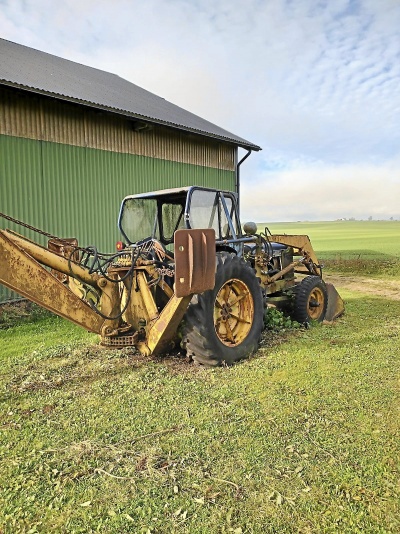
[[182, 252, 264, 366]]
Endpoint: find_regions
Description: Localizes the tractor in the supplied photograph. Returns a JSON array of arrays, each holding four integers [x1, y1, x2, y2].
[[0, 186, 344, 366]]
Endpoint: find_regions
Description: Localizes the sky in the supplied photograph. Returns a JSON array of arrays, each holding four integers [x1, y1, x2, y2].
[[1, 0, 399, 222]]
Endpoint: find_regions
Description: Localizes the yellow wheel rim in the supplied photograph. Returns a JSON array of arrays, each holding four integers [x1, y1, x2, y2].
[[307, 287, 325, 320], [213, 278, 254, 347]]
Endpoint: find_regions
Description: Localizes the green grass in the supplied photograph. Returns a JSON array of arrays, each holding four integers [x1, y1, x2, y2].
[[260, 220, 400, 277], [261, 220, 400, 258], [1, 220, 399, 532], [1, 291, 399, 533]]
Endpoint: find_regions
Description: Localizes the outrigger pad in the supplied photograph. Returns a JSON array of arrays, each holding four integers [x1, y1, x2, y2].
[[174, 229, 216, 298], [325, 283, 345, 322]]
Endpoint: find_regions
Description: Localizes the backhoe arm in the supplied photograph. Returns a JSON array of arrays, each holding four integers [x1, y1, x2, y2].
[[0, 229, 119, 334]]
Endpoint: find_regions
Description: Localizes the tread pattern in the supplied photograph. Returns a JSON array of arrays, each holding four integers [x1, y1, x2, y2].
[[182, 252, 264, 366], [292, 275, 328, 323]]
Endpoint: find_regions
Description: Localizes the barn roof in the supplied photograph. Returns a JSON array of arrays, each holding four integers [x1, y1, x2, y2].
[[0, 38, 261, 151]]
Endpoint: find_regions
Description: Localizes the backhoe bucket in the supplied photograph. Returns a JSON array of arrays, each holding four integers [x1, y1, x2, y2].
[[325, 283, 345, 322]]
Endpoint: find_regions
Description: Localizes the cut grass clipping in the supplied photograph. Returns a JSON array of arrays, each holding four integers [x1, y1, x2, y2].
[[1, 289, 399, 533]]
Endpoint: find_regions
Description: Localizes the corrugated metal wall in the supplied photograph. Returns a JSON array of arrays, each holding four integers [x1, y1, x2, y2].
[[0, 87, 237, 302], [0, 143, 235, 302]]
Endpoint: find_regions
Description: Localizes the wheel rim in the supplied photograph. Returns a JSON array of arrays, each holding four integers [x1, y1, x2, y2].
[[307, 287, 325, 320], [213, 278, 254, 346]]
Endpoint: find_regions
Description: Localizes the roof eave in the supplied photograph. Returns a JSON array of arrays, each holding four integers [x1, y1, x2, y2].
[[0, 80, 262, 152]]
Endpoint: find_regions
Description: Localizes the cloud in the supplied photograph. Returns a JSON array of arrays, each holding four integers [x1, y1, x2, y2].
[[1, 0, 399, 220], [240, 157, 400, 222]]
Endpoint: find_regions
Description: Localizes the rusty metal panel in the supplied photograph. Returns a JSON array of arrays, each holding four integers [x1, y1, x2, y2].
[[174, 229, 216, 297], [0, 88, 42, 140], [0, 87, 236, 171], [48, 238, 79, 282], [40, 98, 87, 147], [0, 229, 104, 332]]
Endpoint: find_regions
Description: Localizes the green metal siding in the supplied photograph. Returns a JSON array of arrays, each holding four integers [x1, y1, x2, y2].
[[0, 134, 235, 302]]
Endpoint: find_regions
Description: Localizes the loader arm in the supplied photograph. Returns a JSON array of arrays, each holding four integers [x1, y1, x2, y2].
[[268, 234, 321, 276], [267, 233, 344, 321]]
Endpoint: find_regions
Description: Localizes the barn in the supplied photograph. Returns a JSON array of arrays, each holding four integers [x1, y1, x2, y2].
[[0, 38, 260, 302]]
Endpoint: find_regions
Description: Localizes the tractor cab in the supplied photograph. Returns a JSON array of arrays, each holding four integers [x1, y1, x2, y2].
[[118, 186, 242, 253]]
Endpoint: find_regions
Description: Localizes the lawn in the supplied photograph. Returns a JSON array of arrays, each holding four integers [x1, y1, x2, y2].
[[1, 220, 399, 532], [1, 290, 399, 533]]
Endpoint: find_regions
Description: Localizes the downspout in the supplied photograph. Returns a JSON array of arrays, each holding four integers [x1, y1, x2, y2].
[[236, 149, 252, 217]]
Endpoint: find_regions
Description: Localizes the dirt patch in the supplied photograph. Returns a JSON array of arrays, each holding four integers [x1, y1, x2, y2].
[[0, 300, 53, 328], [325, 274, 400, 300], [0, 300, 33, 319]]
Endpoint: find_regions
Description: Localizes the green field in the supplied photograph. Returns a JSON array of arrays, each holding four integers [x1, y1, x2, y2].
[[259, 220, 400, 258], [1, 221, 399, 532], [258, 220, 400, 277]]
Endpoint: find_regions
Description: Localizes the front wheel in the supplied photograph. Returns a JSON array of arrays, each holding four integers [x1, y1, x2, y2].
[[182, 253, 264, 366], [292, 275, 328, 324]]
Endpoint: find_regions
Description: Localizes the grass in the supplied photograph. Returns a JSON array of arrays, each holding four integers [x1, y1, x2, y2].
[[1, 291, 399, 533], [1, 219, 399, 532]]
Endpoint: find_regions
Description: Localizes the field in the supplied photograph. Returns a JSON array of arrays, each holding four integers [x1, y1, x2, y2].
[[260, 220, 400, 257], [1, 221, 399, 533], [261, 220, 400, 277]]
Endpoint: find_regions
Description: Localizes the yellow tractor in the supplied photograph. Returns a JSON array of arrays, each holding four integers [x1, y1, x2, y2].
[[0, 186, 344, 366]]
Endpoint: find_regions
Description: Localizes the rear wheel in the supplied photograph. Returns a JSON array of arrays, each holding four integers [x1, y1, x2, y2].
[[292, 275, 328, 323], [182, 253, 264, 366]]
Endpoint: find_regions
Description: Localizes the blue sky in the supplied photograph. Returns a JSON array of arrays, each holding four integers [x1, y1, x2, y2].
[[1, 0, 399, 221]]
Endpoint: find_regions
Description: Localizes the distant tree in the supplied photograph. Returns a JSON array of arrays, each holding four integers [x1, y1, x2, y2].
[[390, 216, 394, 221], [368, 216, 373, 221]]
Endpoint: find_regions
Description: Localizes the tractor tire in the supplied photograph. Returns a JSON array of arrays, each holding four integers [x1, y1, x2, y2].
[[292, 275, 328, 324], [182, 252, 264, 366]]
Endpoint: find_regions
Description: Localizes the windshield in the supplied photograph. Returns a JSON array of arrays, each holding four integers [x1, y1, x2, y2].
[[119, 198, 159, 243], [119, 197, 186, 244], [188, 189, 219, 232], [161, 202, 185, 241], [188, 189, 239, 239], [119, 188, 239, 244]]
